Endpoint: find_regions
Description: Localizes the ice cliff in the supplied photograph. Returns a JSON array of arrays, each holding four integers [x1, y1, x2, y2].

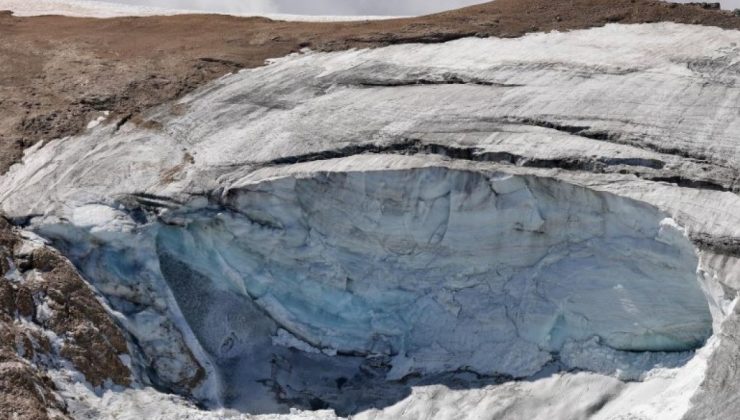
[[1, 22, 739, 419]]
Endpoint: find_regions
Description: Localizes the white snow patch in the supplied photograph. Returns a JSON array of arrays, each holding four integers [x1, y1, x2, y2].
[[55, 378, 342, 420], [36, 300, 55, 323], [3, 258, 22, 283], [0, 0, 401, 21], [72, 204, 138, 234], [86, 111, 110, 130]]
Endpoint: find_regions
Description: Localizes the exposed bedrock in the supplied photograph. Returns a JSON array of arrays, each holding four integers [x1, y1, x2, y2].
[[32, 167, 712, 414]]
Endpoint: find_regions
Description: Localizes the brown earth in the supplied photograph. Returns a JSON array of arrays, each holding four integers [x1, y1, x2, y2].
[[1, 0, 740, 174]]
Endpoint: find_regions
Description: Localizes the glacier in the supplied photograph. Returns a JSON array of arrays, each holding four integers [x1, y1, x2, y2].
[[25, 165, 713, 415], [1, 22, 739, 419], [155, 168, 710, 374]]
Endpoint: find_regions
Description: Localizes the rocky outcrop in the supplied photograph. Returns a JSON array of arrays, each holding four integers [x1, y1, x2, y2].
[[0, 218, 132, 419]]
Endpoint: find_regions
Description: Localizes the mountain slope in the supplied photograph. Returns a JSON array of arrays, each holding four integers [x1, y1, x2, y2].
[[2, 0, 740, 173], [2, 19, 740, 419], [2, 1, 740, 419]]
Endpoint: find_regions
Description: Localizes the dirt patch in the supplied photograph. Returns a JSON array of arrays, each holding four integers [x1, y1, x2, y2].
[[1, 0, 740, 173]]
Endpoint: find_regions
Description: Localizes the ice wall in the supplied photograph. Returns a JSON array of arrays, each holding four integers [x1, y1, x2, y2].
[[33, 167, 712, 413], [156, 169, 710, 378]]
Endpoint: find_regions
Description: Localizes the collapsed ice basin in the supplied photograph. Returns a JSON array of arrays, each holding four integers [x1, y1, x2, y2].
[[156, 167, 712, 380]]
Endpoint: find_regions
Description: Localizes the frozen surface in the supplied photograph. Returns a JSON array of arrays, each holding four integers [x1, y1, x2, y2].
[[0, 0, 400, 21], [50, 337, 718, 420], [111, 0, 485, 16], [156, 169, 708, 379], [1, 22, 740, 419], [3, 23, 740, 240]]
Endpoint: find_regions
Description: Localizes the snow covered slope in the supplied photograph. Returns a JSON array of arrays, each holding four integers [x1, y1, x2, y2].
[[1, 22, 739, 419], [0, 0, 399, 21]]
